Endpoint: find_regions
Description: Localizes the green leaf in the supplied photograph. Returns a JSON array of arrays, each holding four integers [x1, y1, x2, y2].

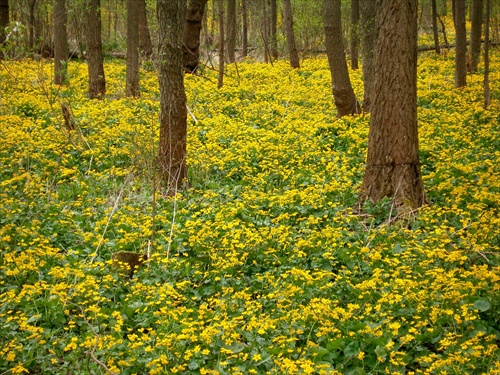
[[374, 345, 387, 361], [344, 341, 360, 357], [393, 243, 406, 254], [473, 299, 491, 312]]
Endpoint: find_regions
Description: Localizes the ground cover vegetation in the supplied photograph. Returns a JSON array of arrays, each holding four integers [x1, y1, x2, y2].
[[0, 48, 499, 373]]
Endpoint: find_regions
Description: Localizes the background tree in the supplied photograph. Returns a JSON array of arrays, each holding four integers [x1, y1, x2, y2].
[[126, 0, 140, 97], [454, 0, 467, 87], [431, 0, 440, 54], [0, 0, 8, 58], [157, 0, 188, 193], [359, 0, 376, 111], [226, 0, 236, 63], [138, 0, 153, 59], [184, 0, 208, 73], [270, 0, 278, 59], [283, 0, 300, 68], [54, 0, 69, 85], [242, 0, 248, 57], [217, 0, 224, 88], [350, 0, 359, 70], [470, 0, 483, 73], [323, 0, 359, 117], [484, 0, 490, 108], [84, 0, 106, 99], [361, 0, 426, 208]]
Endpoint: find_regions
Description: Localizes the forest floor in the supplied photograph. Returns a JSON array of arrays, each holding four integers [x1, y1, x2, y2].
[[0, 51, 499, 374]]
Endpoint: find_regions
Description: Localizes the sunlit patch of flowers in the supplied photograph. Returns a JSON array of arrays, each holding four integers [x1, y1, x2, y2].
[[0, 45, 499, 374]]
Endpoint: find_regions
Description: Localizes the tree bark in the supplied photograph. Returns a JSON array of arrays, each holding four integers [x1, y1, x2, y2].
[[28, 0, 37, 51], [359, 0, 376, 112], [217, 0, 224, 88], [361, 0, 426, 208], [350, 0, 359, 70], [484, 0, 490, 109], [323, 0, 359, 117], [0, 0, 9, 58], [157, 0, 188, 194], [226, 0, 236, 63], [454, 0, 467, 87], [470, 0, 483, 73], [126, 0, 140, 97], [283, 0, 299, 68], [242, 0, 248, 57], [431, 0, 441, 54], [54, 0, 69, 85], [138, 0, 153, 59], [270, 0, 278, 59], [183, 0, 208, 73], [84, 0, 106, 99]]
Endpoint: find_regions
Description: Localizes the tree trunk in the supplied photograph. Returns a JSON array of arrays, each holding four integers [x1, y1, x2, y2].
[[183, 0, 208, 73], [263, 0, 268, 63], [431, 0, 441, 54], [282, 0, 299, 68], [350, 0, 359, 70], [84, 0, 106, 99], [454, 0, 467, 87], [217, 0, 224, 88], [359, 0, 376, 112], [470, 0, 483, 73], [324, 0, 359, 117], [28, 0, 37, 51], [0, 0, 9, 58], [270, 0, 278, 59], [54, 0, 69, 85], [138, 0, 153, 59], [242, 0, 248, 57], [226, 0, 236, 63], [484, 0, 490, 109], [126, 0, 140, 97], [361, 0, 426, 208], [157, 0, 188, 194]]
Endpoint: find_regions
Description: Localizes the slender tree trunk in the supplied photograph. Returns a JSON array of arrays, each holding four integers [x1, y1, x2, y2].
[[454, 0, 467, 87], [54, 0, 69, 85], [270, 0, 278, 59], [157, 0, 188, 194], [282, 0, 300, 68], [431, 0, 441, 54], [138, 0, 153, 59], [324, 0, 359, 117], [84, 0, 106, 99], [0, 0, 9, 58], [226, 0, 236, 63], [263, 0, 268, 62], [359, 0, 376, 112], [126, 0, 140, 97], [28, 0, 37, 51], [470, 0, 483, 73], [242, 0, 248, 57], [350, 0, 359, 70], [484, 0, 490, 108], [217, 0, 224, 88], [361, 0, 425, 208], [183, 0, 208, 73]]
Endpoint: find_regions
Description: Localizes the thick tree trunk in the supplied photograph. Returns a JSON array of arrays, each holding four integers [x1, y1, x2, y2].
[[361, 0, 426, 208], [470, 0, 483, 73], [324, 0, 359, 117], [431, 0, 441, 54], [54, 0, 69, 85], [283, 0, 300, 68], [359, 0, 376, 112], [454, 0, 467, 87], [183, 0, 208, 73], [270, 0, 278, 59], [226, 0, 236, 63], [484, 0, 490, 109], [217, 0, 224, 88], [126, 0, 140, 97], [263, 0, 269, 63], [350, 0, 359, 70], [157, 0, 188, 194], [84, 0, 106, 99], [138, 0, 153, 59], [28, 0, 36, 51], [242, 0, 248, 57]]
